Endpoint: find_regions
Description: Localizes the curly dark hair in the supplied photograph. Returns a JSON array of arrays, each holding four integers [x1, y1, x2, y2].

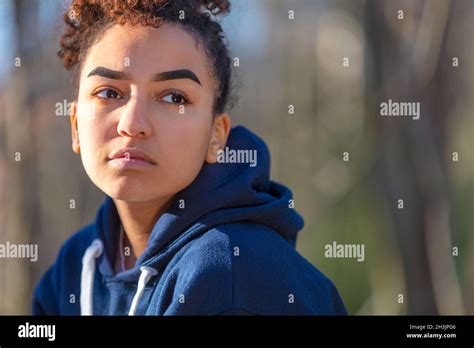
[[59, 0, 233, 114]]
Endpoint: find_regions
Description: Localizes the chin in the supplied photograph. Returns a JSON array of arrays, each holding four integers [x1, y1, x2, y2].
[[89, 169, 187, 203], [103, 184, 156, 202]]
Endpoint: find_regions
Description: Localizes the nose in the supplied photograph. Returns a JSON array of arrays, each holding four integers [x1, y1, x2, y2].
[[117, 96, 152, 138]]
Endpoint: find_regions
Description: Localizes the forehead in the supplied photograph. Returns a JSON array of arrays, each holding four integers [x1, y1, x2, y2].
[[81, 22, 214, 88]]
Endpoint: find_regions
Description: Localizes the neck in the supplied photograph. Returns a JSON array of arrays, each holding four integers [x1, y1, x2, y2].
[[113, 197, 173, 264]]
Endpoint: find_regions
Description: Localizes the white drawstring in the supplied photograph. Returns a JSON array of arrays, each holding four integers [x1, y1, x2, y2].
[[80, 239, 103, 315], [128, 266, 158, 316], [80, 239, 157, 316]]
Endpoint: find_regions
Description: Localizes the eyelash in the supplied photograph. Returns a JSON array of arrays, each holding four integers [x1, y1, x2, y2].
[[92, 88, 189, 105], [157, 90, 189, 105], [93, 88, 123, 100]]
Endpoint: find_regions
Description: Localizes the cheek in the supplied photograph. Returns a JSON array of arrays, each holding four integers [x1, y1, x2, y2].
[[158, 117, 211, 170], [76, 114, 111, 171], [77, 118, 103, 151]]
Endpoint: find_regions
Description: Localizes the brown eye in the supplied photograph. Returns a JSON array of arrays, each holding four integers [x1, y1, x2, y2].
[[161, 92, 188, 104], [95, 89, 123, 100]]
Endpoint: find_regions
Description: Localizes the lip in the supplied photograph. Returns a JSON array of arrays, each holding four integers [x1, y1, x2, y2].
[[107, 147, 157, 169]]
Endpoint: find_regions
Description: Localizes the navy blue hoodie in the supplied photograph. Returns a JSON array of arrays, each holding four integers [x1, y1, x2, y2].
[[33, 126, 347, 315]]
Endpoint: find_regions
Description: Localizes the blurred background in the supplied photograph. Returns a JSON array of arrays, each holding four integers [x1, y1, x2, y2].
[[0, 0, 473, 315]]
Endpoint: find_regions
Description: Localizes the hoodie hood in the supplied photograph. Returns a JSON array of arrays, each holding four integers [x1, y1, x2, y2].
[[94, 125, 304, 283]]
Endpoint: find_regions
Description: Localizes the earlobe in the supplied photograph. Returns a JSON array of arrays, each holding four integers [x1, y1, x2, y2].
[[205, 113, 231, 164], [70, 102, 81, 154], [205, 139, 221, 164]]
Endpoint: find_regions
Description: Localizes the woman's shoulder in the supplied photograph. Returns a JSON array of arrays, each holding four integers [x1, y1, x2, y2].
[[57, 223, 97, 261], [32, 223, 96, 315], [171, 222, 347, 315]]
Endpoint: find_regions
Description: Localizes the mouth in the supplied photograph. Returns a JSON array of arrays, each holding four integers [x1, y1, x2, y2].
[[107, 147, 157, 169]]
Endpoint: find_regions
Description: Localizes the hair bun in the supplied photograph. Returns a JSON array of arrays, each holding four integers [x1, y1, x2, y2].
[[200, 0, 230, 15]]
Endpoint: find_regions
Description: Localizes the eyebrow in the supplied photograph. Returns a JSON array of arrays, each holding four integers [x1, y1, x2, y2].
[[87, 67, 128, 80], [87, 67, 202, 86], [153, 69, 202, 86]]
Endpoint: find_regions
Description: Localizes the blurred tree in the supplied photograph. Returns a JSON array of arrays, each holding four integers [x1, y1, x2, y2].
[[365, 0, 464, 314], [0, 0, 43, 314]]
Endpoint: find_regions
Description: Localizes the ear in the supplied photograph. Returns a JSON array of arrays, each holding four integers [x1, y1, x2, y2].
[[205, 113, 231, 164], [70, 101, 80, 154]]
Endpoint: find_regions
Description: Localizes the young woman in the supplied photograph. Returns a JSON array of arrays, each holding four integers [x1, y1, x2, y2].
[[33, 0, 347, 315]]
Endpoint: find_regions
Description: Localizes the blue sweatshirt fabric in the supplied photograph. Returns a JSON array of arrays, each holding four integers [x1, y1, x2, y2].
[[33, 126, 347, 315]]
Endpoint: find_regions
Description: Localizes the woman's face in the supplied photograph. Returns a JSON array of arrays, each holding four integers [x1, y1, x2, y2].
[[70, 23, 230, 202]]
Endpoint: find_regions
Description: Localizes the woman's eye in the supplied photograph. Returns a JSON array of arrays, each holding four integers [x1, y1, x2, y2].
[[161, 92, 188, 105], [95, 89, 123, 100]]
